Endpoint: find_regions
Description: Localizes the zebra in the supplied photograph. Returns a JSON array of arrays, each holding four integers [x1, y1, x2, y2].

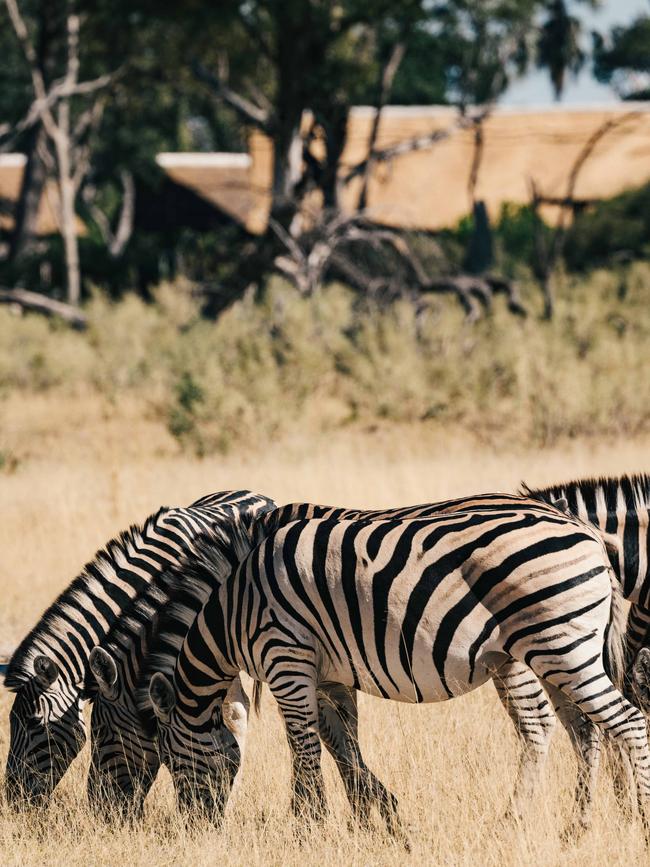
[[145, 507, 650, 839], [512, 473, 650, 827], [89, 492, 569, 823], [2, 489, 275, 809], [86, 535, 254, 818]]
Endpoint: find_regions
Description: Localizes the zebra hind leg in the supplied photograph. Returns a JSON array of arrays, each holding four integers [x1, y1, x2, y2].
[[317, 683, 409, 847], [540, 682, 634, 840], [532, 658, 650, 842], [493, 659, 557, 822]]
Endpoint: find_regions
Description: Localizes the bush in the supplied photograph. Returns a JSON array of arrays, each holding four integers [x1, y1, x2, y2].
[[1, 268, 650, 453], [564, 183, 650, 270]]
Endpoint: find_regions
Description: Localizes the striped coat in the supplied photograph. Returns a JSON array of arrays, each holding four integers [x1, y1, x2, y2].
[[146, 506, 647, 839], [3, 490, 274, 808]]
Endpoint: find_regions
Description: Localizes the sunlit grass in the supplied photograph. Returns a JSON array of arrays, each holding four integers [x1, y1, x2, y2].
[[1, 415, 650, 864]]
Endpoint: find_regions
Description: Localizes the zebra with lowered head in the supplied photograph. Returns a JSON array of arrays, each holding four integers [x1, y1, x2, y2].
[[146, 505, 648, 839], [2, 489, 274, 808], [90, 491, 567, 826]]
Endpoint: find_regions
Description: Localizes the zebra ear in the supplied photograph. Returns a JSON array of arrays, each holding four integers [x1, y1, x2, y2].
[[633, 648, 650, 694], [33, 655, 59, 688], [89, 647, 118, 697], [552, 497, 569, 514], [149, 673, 176, 720]]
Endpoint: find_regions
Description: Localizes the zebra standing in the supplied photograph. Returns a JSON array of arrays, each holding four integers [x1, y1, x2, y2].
[[501, 473, 650, 829], [3, 490, 274, 808], [145, 507, 649, 838], [89, 477, 650, 832]]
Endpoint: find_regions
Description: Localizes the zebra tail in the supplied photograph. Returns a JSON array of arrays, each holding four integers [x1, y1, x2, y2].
[[603, 556, 627, 691], [252, 680, 262, 715]]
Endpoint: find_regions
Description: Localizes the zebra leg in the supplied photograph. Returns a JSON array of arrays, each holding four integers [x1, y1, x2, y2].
[[530, 660, 650, 839], [492, 659, 557, 820], [317, 683, 407, 843], [268, 671, 327, 823], [542, 683, 603, 837]]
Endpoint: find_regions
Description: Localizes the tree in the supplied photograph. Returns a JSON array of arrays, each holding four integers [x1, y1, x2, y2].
[[594, 12, 650, 100], [185, 0, 554, 318], [2, 0, 116, 304], [536, 0, 597, 101]]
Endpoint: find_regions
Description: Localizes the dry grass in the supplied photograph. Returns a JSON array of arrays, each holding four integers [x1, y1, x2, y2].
[[1, 403, 650, 865]]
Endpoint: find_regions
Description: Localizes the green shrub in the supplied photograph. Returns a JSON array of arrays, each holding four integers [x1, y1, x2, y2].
[[1, 268, 649, 452]]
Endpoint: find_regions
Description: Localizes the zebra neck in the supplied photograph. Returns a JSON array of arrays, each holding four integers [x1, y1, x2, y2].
[[5, 509, 180, 692], [174, 594, 238, 724], [567, 496, 649, 604], [526, 476, 650, 604]]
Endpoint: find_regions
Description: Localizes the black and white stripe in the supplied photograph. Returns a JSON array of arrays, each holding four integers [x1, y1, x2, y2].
[[86, 506, 260, 818], [89, 492, 553, 818], [146, 507, 649, 839], [3, 489, 274, 808]]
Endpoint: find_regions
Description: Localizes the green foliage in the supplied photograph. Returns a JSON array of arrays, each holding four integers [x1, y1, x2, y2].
[[564, 183, 650, 270], [594, 14, 650, 99], [2, 271, 650, 453]]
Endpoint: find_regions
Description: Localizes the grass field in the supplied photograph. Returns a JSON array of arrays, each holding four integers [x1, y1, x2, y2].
[[1, 399, 650, 865]]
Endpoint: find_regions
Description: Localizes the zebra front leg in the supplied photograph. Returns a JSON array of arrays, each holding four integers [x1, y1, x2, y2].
[[493, 659, 557, 821], [317, 683, 408, 845], [268, 668, 327, 823]]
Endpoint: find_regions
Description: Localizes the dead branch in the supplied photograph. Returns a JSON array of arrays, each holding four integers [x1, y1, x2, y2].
[[529, 110, 640, 318], [343, 113, 472, 185], [82, 169, 134, 257], [357, 39, 407, 211], [268, 207, 524, 321], [192, 59, 272, 131], [0, 286, 87, 328], [0, 73, 112, 152]]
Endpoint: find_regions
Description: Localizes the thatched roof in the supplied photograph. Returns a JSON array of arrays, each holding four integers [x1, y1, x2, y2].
[[161, 104, 650, 234], [0, 154, 86, 236], [4, 105, 648, 240]]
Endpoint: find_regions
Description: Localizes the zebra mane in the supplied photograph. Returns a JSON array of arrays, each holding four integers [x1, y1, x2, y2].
[[521, 474, 650, 514], [4, 507, 172, 692], [135, 530, 249, 731]]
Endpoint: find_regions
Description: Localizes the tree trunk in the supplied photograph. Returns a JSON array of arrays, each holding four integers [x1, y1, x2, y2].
[[541, 271, 554, 320], [54, 101, 80, 306], [8, 123, 48, 262]]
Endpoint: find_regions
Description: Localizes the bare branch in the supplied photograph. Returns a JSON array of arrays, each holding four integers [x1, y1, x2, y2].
[[357, 39, 407, 211], [83, 170, 135, 258], [192, 60, 271, 130], [109, 170, 135, 257], [343, 113, 472, 185], [0, 72, 114, 153], [0, 286, 87, 328]]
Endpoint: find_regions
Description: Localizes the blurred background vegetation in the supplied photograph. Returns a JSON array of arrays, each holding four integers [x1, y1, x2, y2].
[[1, 0, 649, 458]]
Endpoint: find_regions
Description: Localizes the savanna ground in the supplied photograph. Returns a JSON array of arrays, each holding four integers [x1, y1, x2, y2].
[[1, 271, 650, 865]]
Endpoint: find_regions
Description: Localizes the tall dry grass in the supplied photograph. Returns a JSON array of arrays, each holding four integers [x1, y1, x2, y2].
[[1, 412, 650, 865]]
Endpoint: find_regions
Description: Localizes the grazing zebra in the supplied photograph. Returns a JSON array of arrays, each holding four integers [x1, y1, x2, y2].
[[86, 530, 255, 818], [91, 492, 567, 823], [2, 490, 274, 808], [145, 508, 650, 839]]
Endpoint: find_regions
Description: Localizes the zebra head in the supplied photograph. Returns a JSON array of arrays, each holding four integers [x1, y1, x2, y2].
[[149, 672, 246, 822], [86, 647, 160, 820], [5, 655, 86, 808]]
